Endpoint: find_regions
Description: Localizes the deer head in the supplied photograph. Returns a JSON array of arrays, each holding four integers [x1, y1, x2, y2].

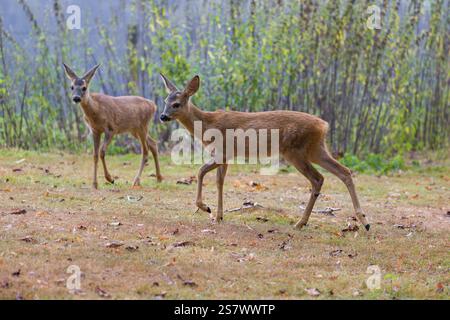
[[159, 74, 199, 122], [63, 64, 100, 104]]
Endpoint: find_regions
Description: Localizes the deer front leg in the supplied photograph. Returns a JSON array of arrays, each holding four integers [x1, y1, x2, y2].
[[92, 132, 101, 189], [100, 130, 115, 184], [215, 164, 228, 222], [196, 160, 220, 217]]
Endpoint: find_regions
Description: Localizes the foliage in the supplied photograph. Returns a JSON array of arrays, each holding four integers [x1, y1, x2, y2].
[[0, 0, 448, 159], [340, 153, 405, 174]]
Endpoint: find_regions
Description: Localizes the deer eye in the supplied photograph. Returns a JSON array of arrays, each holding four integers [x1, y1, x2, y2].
[[82, 87, 87, 92], [172, 103, 180, 108]]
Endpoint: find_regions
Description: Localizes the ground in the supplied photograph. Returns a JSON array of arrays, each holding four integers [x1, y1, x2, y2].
[[0, 149, 448, 299]]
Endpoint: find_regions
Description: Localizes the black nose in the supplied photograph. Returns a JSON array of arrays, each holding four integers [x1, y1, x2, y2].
[[160, 114, 171, 122], [73, 96, 81, 103]]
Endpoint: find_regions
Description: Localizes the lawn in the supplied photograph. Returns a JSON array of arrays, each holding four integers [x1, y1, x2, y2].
[[0, 149, 448, 299]]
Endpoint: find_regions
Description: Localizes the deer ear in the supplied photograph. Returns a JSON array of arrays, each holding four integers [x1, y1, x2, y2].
[[184, 75, 200, 97], [82, 64, 100, 84], [160, 73, 178, 94], [63, 63, 78, 81]]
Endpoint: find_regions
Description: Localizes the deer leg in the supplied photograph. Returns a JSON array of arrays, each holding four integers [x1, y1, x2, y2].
[[314, 147, 370, 231], [215, 164, 228, 222], [100, 130, 115, 184], [133, 132, 149, 187], [196, 160, 220, 216], [146, 135, 163, 182], [92, 132, 101, 189], [288, 157, 324, 230]]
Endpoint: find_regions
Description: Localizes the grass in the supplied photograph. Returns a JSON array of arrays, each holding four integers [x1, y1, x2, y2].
[[0, 149, 449, 299]]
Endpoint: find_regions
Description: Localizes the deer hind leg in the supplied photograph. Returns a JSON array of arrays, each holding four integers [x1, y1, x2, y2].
[[314, 145, 370, 231], [215, 164, 228, 222], [196, 160, 220, 217], [287, 155, 324, 230], [133, 131, 149, 187], [92, 132, 101, 189], [100, 130, 115, 184], [146, 135, 163, 182]]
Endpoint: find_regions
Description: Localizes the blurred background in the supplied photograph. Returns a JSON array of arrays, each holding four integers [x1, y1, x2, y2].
[[0, 0, 448, 163]]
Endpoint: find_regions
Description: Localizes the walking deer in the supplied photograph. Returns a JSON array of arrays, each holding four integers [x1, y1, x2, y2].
[[63, 64, 163, 189], [159, 74, 370, 231]]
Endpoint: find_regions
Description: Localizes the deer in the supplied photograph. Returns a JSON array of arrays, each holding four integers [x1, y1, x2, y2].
[[159, 74, 370, 231], [63, 64, 163, 189]]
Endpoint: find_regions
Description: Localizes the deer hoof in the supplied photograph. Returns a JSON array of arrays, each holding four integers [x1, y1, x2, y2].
[[295, 222, 307, 230], [93, 182, 98, 190], [156, 175, 163, 183], [365, 224, 371, 231]]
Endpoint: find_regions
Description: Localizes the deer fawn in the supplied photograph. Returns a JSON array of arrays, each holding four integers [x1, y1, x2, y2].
[[63, 64, 163, 189], [159, 74, 370, 231]]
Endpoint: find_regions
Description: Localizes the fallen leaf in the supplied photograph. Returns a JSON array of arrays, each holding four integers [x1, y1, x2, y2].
[[176, 176, 196, 185], [127, 195, 143, 202], [249, 181, 268, 191], [279, 240, 291, 251], [12, 269, 21, 277], [95, 286, 110, 298], [436, 282, 444, 293], [172, 241, 194, 248], [105, 241, 124, 248], [330, 249, 343, 257], [12, 168, 23, 172], [183, 280, 198, 288], [256, 216, 269, 222], [9, 209, 27, 215], [20, 236, 37, 243], [125, 245, 139, 252], [305, 288, 321, 297], [171, 228, 179, 235]]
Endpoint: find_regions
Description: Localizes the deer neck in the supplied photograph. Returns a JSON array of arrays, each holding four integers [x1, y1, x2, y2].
[[80, 92, 97, 119], [177, 102, 212, 139]]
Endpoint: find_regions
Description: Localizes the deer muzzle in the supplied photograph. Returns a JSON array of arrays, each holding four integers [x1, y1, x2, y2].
[[160, 114, 172, 122]]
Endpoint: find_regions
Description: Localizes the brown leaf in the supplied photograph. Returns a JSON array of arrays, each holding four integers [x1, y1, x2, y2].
[[329, 249, 343, 257], [125, 245, 139, 252], [176, 176, 196, 185], [172, 241, 194, 248], [20, 236, 37, 243], [12, 168, 22, 172], [9, 209, 27, 215], [183, 280, 198, 288], [12, 269, 21, 277], [256, 216, 269, 222], [95, 286, 110, 298]]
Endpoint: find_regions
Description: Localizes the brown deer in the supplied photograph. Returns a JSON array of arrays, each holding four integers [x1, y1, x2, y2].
[[63, 64, 163, 189], [159, 74, 370, 231]]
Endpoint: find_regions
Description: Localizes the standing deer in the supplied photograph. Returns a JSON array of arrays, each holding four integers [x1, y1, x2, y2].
[[63, 64, 163, 189], [159, 74, 370, 231]]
